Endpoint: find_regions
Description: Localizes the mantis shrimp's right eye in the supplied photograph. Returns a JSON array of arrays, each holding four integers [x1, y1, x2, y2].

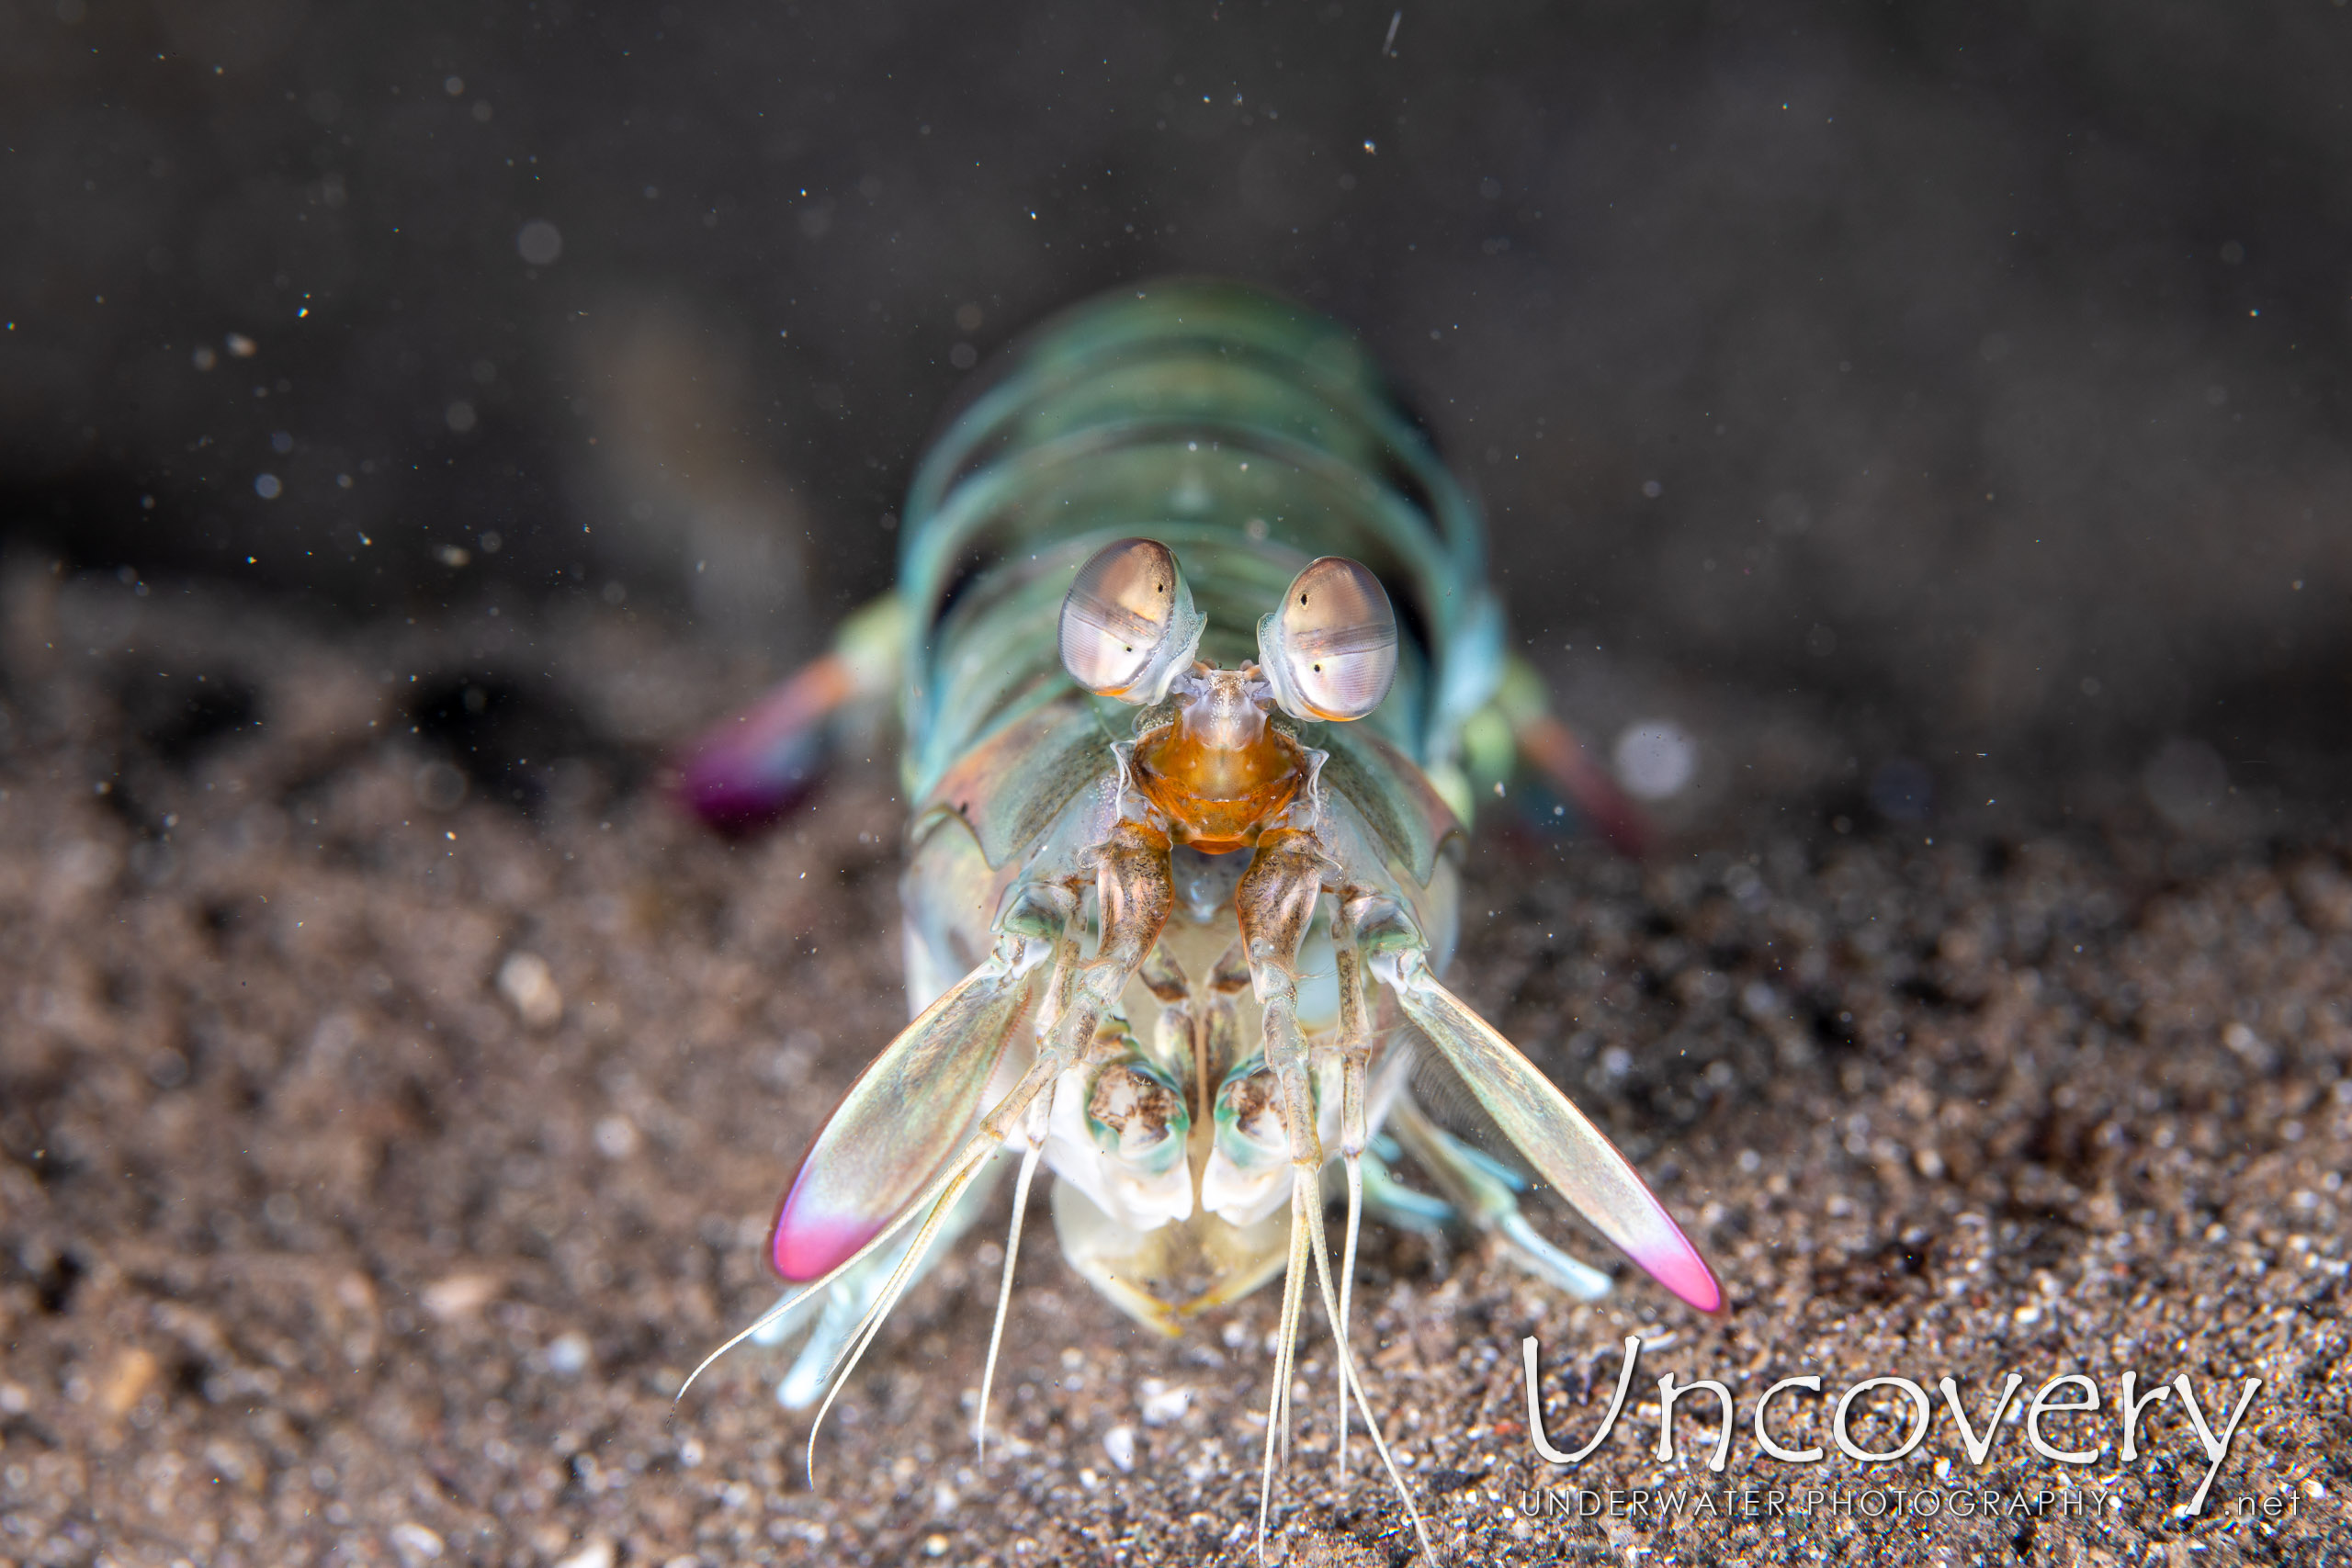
[[1058, 537, 1204, 705], [1256, 555, 1398, 723]]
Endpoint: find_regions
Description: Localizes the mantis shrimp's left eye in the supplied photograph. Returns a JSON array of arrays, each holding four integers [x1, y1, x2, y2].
[[1058, 537, 1205, 705], [1256, 556, 1397, 723]]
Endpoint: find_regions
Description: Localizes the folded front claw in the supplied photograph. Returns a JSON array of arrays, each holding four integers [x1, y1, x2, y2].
[[756, 1168, 1006, 1408], [1387, 1098, 1613, 1302], [1356, 902, 1723, 1316]]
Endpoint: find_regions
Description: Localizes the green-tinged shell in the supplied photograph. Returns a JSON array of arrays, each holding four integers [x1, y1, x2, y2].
[[897, 279, 1503, 804], [1311, 720, 1462, 890], [916, 703, 1113, 870]]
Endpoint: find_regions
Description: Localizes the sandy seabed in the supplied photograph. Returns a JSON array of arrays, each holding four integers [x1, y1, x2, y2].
[[0, 570, 2345, 1568]]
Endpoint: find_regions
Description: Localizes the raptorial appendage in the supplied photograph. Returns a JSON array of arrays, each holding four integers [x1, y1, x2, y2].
[[677, 824, 1178, 1449], [1353, 900, 1724, 1317], [1326, 890, 1377, 1474], [822, 813, 1181, 1467]]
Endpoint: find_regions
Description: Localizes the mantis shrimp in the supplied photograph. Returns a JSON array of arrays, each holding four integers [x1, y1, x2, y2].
[[675, 280, 1721, 1559]]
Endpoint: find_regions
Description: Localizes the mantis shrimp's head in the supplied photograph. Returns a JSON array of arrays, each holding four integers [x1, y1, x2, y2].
[[1059, 537, 1398, 852]]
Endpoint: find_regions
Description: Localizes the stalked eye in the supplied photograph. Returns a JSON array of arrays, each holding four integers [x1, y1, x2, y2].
[[1058, 537, 1205, 705], [1255, 556, 1397, 722]]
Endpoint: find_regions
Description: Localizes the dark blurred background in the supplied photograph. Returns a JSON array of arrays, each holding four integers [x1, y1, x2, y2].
[[5, 0, 2348, 829]]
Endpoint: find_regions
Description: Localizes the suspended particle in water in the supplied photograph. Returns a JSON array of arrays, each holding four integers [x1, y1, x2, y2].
[[516, 220, 563, 265], [1613, 720, 1696, 801]]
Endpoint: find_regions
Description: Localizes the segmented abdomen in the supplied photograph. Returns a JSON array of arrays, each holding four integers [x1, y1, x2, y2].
[[895, 280, 1504, 804]]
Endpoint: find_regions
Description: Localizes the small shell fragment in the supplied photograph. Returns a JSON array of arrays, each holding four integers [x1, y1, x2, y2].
[[496, 952, 563, 1029], [421, 1272, 501, 1321]]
